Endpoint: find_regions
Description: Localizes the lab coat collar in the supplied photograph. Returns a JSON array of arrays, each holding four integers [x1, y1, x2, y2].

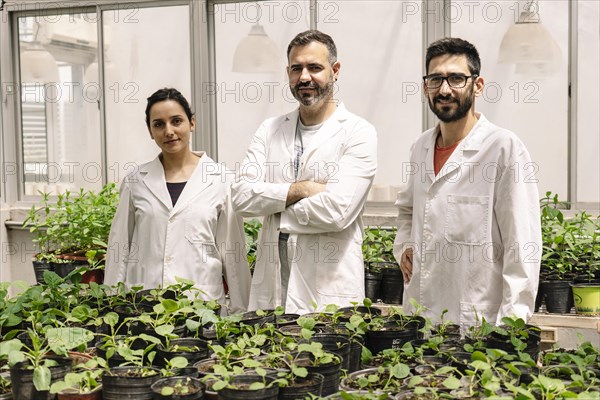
[[140, 151, 217, 214], [278, 102, 348, 164], [423, 112, 488, 151], [425, 112, 488, 185]]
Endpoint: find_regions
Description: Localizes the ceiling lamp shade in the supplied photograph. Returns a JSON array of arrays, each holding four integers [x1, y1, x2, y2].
[[20, 43, 59, 83], [498, 1, 562, 73], [232, 24, 280, 73]]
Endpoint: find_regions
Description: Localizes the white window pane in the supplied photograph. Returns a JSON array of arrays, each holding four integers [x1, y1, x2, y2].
[[577, 0, 600, 203], [323, 1, 423, 201], [451, 0, 569, 198], [215, 1, 310, 169], [19, 13, 102, 195], [103, 5, 192, 183]]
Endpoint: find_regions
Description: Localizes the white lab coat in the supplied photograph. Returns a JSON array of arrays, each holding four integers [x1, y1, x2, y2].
[[393, 113, 541, 329], [105, 152, 251, 314], [232, 103, 377, 314]]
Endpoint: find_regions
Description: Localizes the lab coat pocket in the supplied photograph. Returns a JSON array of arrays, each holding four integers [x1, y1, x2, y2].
[[445, 195, 490, 245], [315, 235, 361, 297], [184, 205, 218, 245]]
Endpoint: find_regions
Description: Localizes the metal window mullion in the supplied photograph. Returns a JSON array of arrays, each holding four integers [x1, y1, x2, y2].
[[568, 0, 578, 208], [202, 0, 218, 159], [422, 0, 451, 133], [95, 6, 107, 185]]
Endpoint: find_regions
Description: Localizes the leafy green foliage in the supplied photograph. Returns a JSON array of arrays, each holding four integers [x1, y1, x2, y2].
[[22, 183, 119, 260], [244, 219, 262, 273], [362, 226, 397, 265], [540, 192, 600, 280]]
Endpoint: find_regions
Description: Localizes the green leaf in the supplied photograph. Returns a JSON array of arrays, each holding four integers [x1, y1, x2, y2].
[[249, 382, 265, 390], [161, 387, 174, 395], [161, 299, 179, 314], [155, 324, 175, 337], [442, 375, 461, 390], [166, 356, 187, 369], [103, 312, 119, 327], [33, 365, 52, 391], [46, 327, 94, 354], [389, 363, 411, 379], [292, 366, 308, 378]]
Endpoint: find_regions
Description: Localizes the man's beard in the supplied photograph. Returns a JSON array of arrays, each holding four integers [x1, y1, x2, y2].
[[291, 78, 334, 106], [428, 87, 474, 123]]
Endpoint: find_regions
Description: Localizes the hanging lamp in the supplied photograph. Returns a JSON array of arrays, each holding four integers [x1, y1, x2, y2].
[[232, 24, 279, 73]]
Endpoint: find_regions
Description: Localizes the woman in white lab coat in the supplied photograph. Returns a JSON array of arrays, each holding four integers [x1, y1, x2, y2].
[[105, 88, 250, 313]]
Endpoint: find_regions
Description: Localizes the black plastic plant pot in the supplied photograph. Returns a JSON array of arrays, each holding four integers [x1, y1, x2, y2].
[[310, 333, 351, 371], [217, 375, 278, 400], [541, 280, 573, 313], [275, 314, 300, 328], [298, 358, 342, 397], [102, 366, 161, 400], [0, 392, 13, 400], [52, 261, 78, 279], [347, 336, 365, 373], [150, 376, 204, 400], [365, 323, 418, 355], [10, 356, 71, 400], [379, 265, 404, 304], [239, 310, 276, 327], [32, 259, 54, 284], [364, 270, 383, 303], [155, 338, 209, 367], [172, 366, 201, 379], [277, 372, 324, 400]]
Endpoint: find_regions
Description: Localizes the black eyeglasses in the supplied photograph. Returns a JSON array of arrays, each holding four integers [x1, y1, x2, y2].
[[423, 74, 478, 89]]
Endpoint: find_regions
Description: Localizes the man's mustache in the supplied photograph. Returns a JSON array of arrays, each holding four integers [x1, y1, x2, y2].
[[296, 82, 317, 90], [434, 95, 457, 103]]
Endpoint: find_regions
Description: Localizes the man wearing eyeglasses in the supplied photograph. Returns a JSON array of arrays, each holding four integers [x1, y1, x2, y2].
[[393, 38, 541, 330]]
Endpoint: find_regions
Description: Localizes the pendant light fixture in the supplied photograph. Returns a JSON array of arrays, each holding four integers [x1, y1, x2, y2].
[[232, 23, 280, 73], [498, 0, 561, 76], [20, 22, 59, 83]]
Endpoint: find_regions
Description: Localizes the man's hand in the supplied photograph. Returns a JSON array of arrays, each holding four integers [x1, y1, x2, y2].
[[400, 247, 413, 283], [286, 181, 326, 206]]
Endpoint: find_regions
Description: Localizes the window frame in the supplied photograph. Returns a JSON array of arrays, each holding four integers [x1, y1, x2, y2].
[[0, 0, 592, 210], [4, 0, 203, 204]]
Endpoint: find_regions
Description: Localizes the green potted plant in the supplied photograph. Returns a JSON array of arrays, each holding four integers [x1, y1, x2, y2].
[[23, 184, 119, 282], [49, 357, 104, 400], [570, 210, 600, 315], [339, 363, 411, 395], [362, 227, 398, 303], [1, 326, 94, 400], [150, 376, 205, 399], [22, 191, 61, 283], [539, 192, 576, 313]]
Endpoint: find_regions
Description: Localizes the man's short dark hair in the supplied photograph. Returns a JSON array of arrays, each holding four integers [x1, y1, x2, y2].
[[425, 37, 481, 76], [287, 30, 337, 65]]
